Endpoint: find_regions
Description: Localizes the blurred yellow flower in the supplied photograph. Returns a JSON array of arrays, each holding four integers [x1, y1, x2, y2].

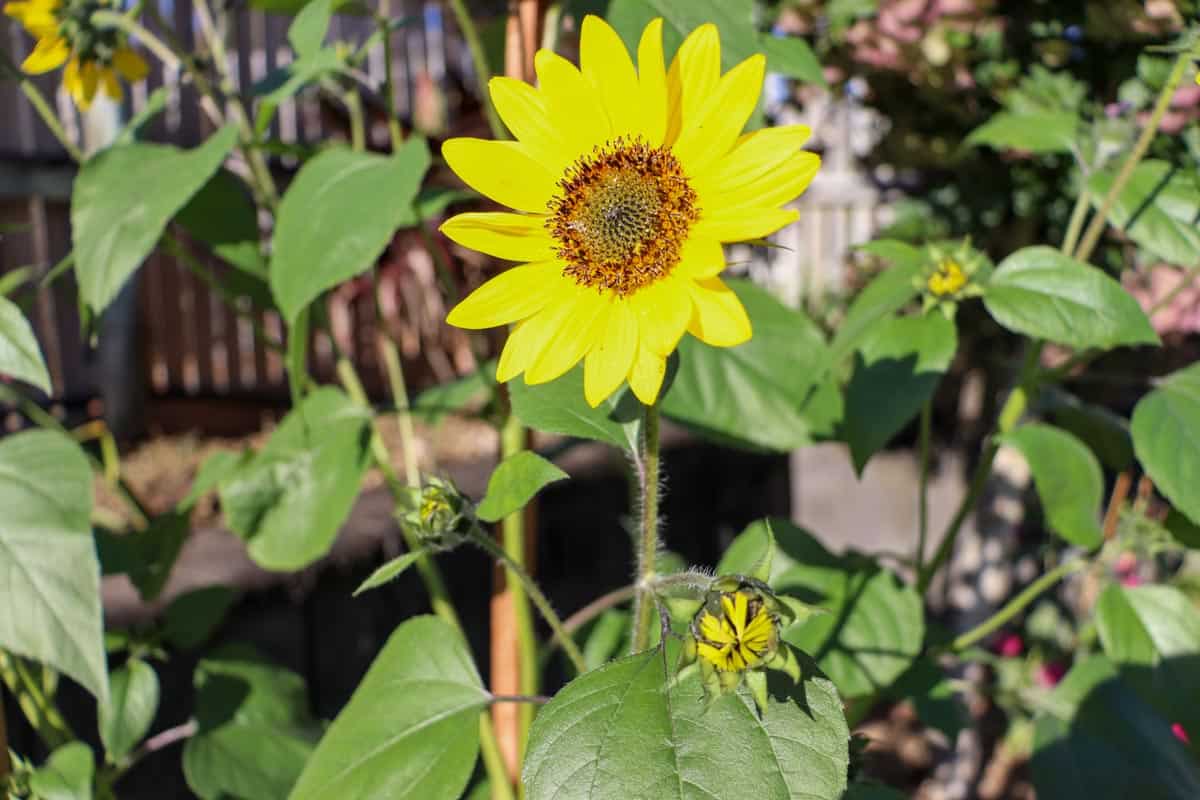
[[927, 257, 968, 297], [442, 16, 820, 407], [5, 0, 149, 109]]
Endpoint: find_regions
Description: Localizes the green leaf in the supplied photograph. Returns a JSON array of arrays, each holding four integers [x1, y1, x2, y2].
[[886, 658, 967, 741], [844, 313, 957, 473], [96, 511, 189, 601], [524, 650, 850, 800], [719, 519, 923, 698], [510, 366, 641, 451], [1031, 656, 1200, 800], [72, 125, 238, 314], [180, 450, 251, 511], [983, 246, 1158, 349], [1087, 160, 1200, 267], [1042, 388, 1135, 471], [1165, 508, 1200, 548], [270, 139, 431, 321], [476, 451, 568, 523], [253, 48, 344, 137], [288, 0, 333, 56], [175, 169, 267, 277], [411, 360, 495, 424], [758, 33, 824, 86], [1095, 583, 1200, 737], [0, 294, 51, 393], [402, 186, 478, 226], [0, 430, 106, 704], [965, 111, 1079, 154], [290, 616, 490, 800], [115, 86, 169, 145], [353, 550, 427, 596], [662, 279, 829, 451], [1132, 363, 1200, 526], [1001, 424, 1104, 548], [183, 646, 319, 800], [29, 742, 94, 800], [163, 586, 237, 649], [100, 659, 160, 761], [830, 247, 924, 364], [581, 609, 630, 670], [218, 387, 372, 571]]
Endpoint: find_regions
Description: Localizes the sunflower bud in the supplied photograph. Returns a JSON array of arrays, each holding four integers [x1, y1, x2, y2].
[[915, 238, 988, 318], [679, 575, 803, 715], [398, 477, 476, 551]]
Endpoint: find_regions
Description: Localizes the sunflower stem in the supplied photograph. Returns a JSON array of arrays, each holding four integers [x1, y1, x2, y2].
[[375, 4, 405, 152], [915, 398, 932, 579], [446, 0, 505, 139], [18, 79, 83, 162], [631, 402, 662, 653], [499, 407, 538, 762]]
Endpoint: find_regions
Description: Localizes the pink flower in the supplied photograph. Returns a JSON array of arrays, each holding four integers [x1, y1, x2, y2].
[[1172, 723, 1191, 746], [1036, 662, 1067, 688], [996, 633, 1023, 658]]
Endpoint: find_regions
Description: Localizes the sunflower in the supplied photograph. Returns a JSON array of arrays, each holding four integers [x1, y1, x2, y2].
[[441, 16, 820, 407], [5, 0, 149, 109], [694, 589, 778, 672]]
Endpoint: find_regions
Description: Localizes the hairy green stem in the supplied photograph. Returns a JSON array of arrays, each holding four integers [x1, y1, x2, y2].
[[0, 653, 72, 750], [376, 4, 405, 151], [1074, 51, 1192, 263], [445, 0, 505, 139], [468, 529, 588, 675], [948, 560, 1086, 653], [631, 403, 661, 652], [19, 79, 83, 162], [915, 398, 932, 578], [377, 330, 421, 489], [336, 358, 405, 495], [1060, 188, 1091, 257], [339, 83, 366, 150]]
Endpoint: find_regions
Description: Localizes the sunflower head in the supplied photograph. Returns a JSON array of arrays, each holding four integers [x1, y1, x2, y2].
[[915, 238, 988, 318], [680, 575, 803, 715], [441, 16, 821, 408], [5, 0, 149, 109], [398, 477, 476, 551]]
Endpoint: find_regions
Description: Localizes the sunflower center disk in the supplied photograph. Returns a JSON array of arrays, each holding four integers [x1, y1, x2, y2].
[[549, 139, 699, 296]]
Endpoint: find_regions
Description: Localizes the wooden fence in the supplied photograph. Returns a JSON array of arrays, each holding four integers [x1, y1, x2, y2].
[[1, 4, 889, 432]]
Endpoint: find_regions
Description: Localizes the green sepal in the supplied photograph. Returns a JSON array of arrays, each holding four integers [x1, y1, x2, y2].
[[748, 519, 776, 583], [778, 595, 827, 627], [745, 669, 769, 717], [767, 643, 804, 684]]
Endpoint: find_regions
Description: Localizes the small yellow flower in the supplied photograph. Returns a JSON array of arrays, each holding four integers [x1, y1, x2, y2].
[[441, 16, 820, 407], [5, 0, 149, 109], [927, 257, 968, 297], [695, 590, 777, 672]]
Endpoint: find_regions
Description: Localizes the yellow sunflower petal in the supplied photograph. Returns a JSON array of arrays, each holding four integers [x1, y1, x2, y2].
[[688, 277, 752, 347], [693, 124, 812, 197], [3, 2, 31, 20], [665, 23, 720, 146], [697, 640, 731, 667], [630, 274, 690, 356], [497, 318, 545, 383], [446, 261, 567, 329], [533, 48, 611, 161], [62, 56, 81, 102], [21, 35, 68, 74], [715, 152, 822, 211], [673, 53, 765, 176], [693, 206, 799, 243], [440, 212, 557, 262], [699, 610, 732, 645], [441, 138, 558, 214], [628, 341, 666, 405], [488, 76, 576, 176], [112, 47, 149, 82], [77, 60, 100, 107], [580, 15, 643, 141], [635, 18, 668, 146], [584, 300, 637, 407], [100, 66, 122, 102], [526, 293, 609, 385], [676, 235, 725, 280]]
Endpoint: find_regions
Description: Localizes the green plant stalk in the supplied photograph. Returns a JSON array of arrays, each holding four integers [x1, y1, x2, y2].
[[339, 83, 367, 151], [377, 330, 422, 489], [375, 5, 405, 151], [0, 678, 10, 782], [631, 403, 661, 653], [445, 0, 505, 139], [467, 528, 588, 674], [948, 559, 1086, 653], [1073, 50, 1192, 264], [499, 407, 538, 760], [1060, 188, 1091, 258], [336, 359, 512, 797], [0, 653, 72, 750], [19, 79, 83, 162], [915, 398, 932, 578]]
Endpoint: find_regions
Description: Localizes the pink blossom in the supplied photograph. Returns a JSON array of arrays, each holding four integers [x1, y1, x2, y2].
[[996, 633, 1023, 658], [1036, 662, 1067, 688], [1173, 723, 1191, 746]]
